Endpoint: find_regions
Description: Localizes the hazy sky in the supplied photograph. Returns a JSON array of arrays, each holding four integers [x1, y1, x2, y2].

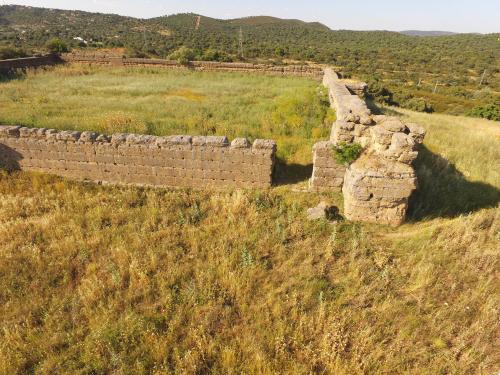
[[3, 0, 500, 33]]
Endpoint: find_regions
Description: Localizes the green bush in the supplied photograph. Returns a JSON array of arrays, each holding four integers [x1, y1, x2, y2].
[[0, 47, 28, 60], [202, 48, 233, 62], [404, 97, 434, 113], [168, 47, 196, 65], [366, 76, 394, 105], [467, 104, 499, 121], [126, 48, 147, 58], [332, 142, 364, 166], [45, 38, 69, 54]]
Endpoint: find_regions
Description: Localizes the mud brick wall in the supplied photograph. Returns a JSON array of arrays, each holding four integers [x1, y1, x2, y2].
[[60, 53, 324, 79], [0, 54, 60, 72], [309, 141, 346, 191], [0, 126, 276, 189]]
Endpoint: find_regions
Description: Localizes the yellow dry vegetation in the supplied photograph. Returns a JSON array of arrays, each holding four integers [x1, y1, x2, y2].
[[0, 80, 498, 373]]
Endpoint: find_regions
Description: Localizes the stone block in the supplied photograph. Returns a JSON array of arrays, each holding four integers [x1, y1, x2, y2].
[[342, 154, 417, 226]]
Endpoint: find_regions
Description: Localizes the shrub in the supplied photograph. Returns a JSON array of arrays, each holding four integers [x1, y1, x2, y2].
[[202, 48, 233, 62], [126, 48, 147, 58], [404, 97, 434, 113], [366, 76, 394, 105], [275, 47, 286, 57], [0, 47, 28, 60], [332, 142, 364, 166], [467, 104, 499, 121], [168, 47, 196, 65], [45, 38, 69, 54]]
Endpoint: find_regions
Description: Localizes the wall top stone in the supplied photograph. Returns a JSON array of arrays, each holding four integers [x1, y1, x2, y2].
[[349, 154, 416, 178], [0, 125, 274, 152]]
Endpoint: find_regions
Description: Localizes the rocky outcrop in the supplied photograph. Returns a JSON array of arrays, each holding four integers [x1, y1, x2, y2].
[[312, 68, 426, 226]]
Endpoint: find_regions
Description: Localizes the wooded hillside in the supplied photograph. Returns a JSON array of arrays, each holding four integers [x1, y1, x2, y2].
[[0, 5, 498, 118]]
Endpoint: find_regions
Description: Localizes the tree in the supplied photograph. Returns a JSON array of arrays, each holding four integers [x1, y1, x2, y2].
[[467, 104, 499, 121], [168, 47, 196, 65], [45, 38, 69, 54]]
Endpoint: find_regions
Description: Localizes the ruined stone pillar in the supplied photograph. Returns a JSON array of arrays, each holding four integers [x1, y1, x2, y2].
[[342, 154, 417, 226], [315, 67, 426, 225], [309, 141, 346, 191], [342, 118, 426, 225]]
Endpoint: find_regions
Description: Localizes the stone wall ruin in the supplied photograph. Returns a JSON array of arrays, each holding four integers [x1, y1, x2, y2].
[[0, 54, 427, 225], [311, 68, 426, 226], [0, 54, 60, 73], [0, 126, 276, 189], [60, 52, 324, 79]]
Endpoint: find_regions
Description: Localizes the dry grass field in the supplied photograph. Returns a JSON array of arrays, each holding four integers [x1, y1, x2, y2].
[[0, 68, 499, 374]]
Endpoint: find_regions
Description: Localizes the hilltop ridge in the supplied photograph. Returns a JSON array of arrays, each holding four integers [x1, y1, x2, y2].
[[400, 30, 459, 36]]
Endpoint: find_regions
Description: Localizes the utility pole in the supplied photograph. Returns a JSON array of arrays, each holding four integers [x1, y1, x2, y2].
[[238, 27, 244, 59], [479, 69, 487, 86]]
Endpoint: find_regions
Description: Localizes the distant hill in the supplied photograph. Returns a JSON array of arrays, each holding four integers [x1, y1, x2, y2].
[[400, 30, 459, 36], [229, 16, 331, 31]]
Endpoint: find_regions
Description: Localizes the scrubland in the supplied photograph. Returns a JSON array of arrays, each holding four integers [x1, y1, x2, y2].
[[0, 68, 499, 374]]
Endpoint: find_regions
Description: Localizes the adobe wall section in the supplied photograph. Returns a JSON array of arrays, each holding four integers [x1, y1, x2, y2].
[[60, 53, 324, 79], [0, 126, 276, 189]]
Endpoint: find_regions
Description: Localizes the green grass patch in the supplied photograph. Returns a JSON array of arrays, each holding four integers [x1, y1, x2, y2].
[[0, 64, 334, 164], [332, 142, 364, 166]]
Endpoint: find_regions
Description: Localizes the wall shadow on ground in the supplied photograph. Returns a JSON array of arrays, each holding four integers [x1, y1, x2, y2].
[[362, 101, 500, 220], [0, 56, 62, 82], [0, 144, 22, 171], [273, 158, 313, 186], [0, 69, 27, 82], [407, 145, 500, 221]]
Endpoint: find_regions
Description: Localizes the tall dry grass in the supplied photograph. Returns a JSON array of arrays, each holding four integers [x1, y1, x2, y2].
[[394, 108, 500, 220], [0, 77, 498, 373]]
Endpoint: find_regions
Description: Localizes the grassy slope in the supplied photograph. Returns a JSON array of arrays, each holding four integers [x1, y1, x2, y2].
[[395, 108, 500, 220], [0, 65, 332, 164], [0, 100, 498, 373]]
